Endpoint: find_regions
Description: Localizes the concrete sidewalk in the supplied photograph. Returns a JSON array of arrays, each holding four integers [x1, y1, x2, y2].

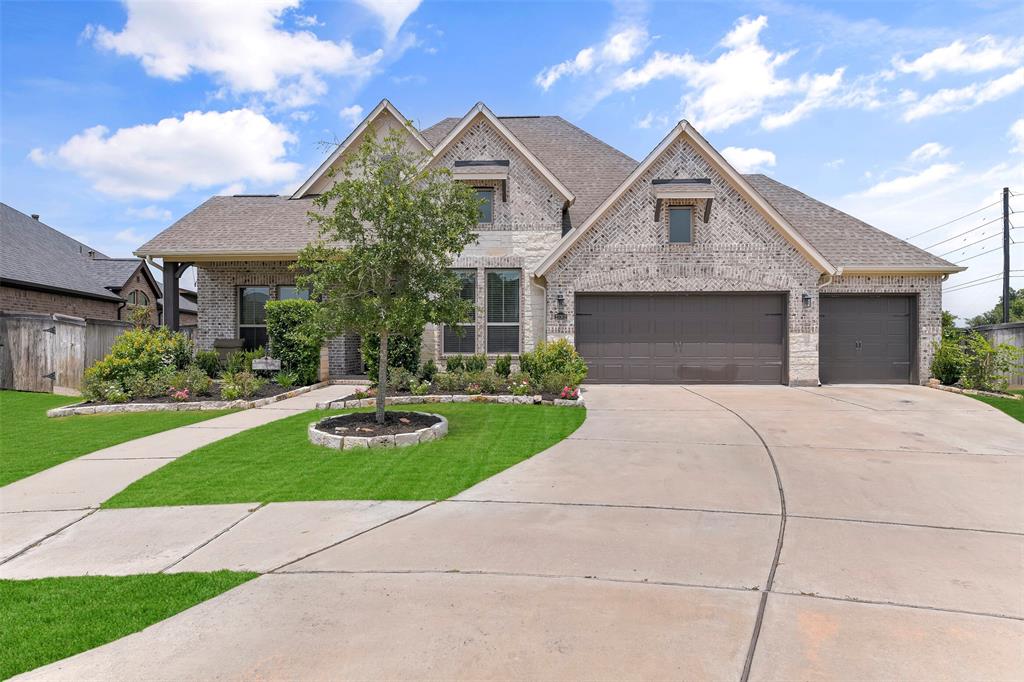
[[8, 384, 1024, 681]]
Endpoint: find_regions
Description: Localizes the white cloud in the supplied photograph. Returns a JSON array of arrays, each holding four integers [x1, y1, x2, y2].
[[89, 0, 383, 108], [125, 205, 172, 221], [761, 68, 844, 130], [908, 142, 950, 163], [30, 109, 301, 200], [289, 110, 313, 122], [858, 163, 959, 198], [114, 227, 146, 243], [536, 25, 647, 90], [721, 146, 777, 173], [1011, 118, 1024, 154], [893, 36, 1024, 80], [902, 67, 1024, 121], [635, 111, 669, 130], [824, 158, 845, 169], [352, 0, 421, 40], [339, 104, 364, 127], [293, 13, 322, 27]]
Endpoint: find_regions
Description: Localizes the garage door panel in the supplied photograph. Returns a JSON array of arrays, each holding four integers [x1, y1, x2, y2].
[[820, 296, 913, 384], [576, 293, 785, 384]]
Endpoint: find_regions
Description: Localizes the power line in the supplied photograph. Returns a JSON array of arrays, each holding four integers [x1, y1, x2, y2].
[[923, 215, 1004, 249], [954, 242, 1022, 264], [939, 231, 1001, 257], [942, 271, 1002, 288], [944, 275, 1023, 293], [906, 198, 1002, 240]]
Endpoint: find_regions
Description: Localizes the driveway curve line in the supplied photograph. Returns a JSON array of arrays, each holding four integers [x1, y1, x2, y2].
[[682, 387, 787, 682]]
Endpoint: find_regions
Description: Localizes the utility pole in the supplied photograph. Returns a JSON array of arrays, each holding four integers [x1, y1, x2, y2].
[[1003, 187, 1011, 324]]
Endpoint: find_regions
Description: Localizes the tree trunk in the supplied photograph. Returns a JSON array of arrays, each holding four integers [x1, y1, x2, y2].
[[376, 330, 388, 424]]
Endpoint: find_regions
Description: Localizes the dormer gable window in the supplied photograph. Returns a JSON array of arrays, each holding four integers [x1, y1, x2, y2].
[[669, 207, 693, 243], [475, 187, 494, 224]]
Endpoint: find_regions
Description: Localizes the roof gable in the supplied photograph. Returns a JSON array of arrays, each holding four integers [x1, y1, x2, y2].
[[292, 99, 430, 199], [429, 103, 575, 205], [535, 121, 836, 277]]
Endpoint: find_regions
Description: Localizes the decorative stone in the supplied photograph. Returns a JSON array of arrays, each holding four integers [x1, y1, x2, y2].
[[369, 435, 396, 448], [395, 432, 420, 446], [497, 395, 513, 404], [343, 437, 369, 449], [417, 427, 435, 443]]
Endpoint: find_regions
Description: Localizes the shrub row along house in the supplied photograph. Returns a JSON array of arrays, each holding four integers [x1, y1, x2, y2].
[[0, 203, 197, 326], [137, 100, 963, 386]]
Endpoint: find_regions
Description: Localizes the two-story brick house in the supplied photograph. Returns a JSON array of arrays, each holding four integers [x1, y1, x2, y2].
[[137, 100, 963, 386]]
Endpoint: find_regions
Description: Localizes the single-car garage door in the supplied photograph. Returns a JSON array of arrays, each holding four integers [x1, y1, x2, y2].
[[819, 295, 914, 384], [575, 293, 785, 384]]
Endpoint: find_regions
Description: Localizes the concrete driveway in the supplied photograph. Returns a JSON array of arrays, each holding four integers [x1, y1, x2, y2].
[[16, 385, 1024, 681]]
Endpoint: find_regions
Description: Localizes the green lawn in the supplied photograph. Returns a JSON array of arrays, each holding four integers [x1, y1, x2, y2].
[[0, 571, 257, 678], [0, 390, 236, 486], [104, 402, 586, 508], [970, 389, 1024, 423]]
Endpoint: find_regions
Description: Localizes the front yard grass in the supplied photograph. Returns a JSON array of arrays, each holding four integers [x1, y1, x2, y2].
[[103, 402, 586, 508], [0, 571, 257, 678], [970, 389, 1024, 423], [0, 390, 236, 486]]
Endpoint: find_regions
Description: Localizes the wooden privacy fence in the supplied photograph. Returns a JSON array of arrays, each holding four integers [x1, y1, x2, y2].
[[0, 313, 132, 394], [974, 322, 1024, 387]]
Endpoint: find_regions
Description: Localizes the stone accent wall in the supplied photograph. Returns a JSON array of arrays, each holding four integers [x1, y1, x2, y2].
[[0, 285, 121, 320], [543, 135, 823, 385], [425, 119, 564, 362], [821, 274, 943, 384], [327, 334, 362, 376]]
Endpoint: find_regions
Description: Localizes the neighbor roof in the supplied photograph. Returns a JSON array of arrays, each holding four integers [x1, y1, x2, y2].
[[0, 203, 123, 302], [744, 174, 961, 273], [88, 257, 149, 291]]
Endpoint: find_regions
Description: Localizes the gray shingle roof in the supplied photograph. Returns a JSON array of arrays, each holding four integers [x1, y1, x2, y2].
[[135, 195, 320, 258], [744, 174, 959, 271], [133, 116, 959, 273], [0, 203, 123, 301], [421, 116, 638, 226], [88, 258, 146, 290]]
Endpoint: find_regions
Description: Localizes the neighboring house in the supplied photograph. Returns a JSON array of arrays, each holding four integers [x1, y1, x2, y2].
[[136, 100, 963, 385], [0, 203, 197, 326]]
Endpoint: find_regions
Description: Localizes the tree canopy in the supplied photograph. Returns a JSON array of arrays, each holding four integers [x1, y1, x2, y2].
[[966, 288, 1023, 327]]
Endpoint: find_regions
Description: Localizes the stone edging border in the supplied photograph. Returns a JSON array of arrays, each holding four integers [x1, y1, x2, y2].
[[926, 380, 1022, 400], [46, 381, 333, 418], [315, 390, 585, 410], [309, 411, 449, 450]]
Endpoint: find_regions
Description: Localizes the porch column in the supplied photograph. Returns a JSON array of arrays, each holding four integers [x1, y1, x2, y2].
[[162, 261, 180, 331]]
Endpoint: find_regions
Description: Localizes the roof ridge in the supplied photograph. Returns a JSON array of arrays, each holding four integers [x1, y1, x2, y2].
[[550, 115, 639, 166]]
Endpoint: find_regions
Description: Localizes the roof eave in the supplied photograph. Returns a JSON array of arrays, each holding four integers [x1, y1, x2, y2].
[[134, 249, 300, 262], [0, 277, 124, 303], [837, 265, 968, 275]]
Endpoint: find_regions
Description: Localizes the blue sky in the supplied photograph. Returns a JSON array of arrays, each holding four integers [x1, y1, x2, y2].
[[2, 0, 1022, 319]]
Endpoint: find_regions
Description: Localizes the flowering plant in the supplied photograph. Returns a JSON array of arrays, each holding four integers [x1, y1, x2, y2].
[[559, 386, 579, 400], [169, 387, 190, 402], [465, 382, 482, 395]]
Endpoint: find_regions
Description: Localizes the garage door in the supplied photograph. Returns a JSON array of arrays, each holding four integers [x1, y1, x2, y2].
[[819, 296, 914, 384], [575, 293, 785, 384]]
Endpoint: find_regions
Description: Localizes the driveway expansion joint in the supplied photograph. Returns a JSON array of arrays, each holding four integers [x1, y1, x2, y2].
[[786, 513, 1024, 537], [161, 503, 266, 573], [0, 508, 96, 567], [776, 589, 1024, 622], [452, 498, 780, 518]]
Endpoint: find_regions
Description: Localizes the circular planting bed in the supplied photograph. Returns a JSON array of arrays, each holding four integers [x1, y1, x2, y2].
[[308, 411, 448, 450]]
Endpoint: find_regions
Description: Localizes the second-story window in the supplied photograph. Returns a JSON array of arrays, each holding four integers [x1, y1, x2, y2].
[[128, 291, 149, 306], [669, 206, 693, 243], [475, 188, 494, 224]]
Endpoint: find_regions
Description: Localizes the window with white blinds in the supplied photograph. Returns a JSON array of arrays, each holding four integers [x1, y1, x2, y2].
[[486, 269, 520, 353], [443, 270, 477, 354]]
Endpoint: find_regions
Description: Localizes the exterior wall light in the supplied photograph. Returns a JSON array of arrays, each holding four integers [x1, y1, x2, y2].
[[801, 292, 813, 307], [555, 294, 567, 319]]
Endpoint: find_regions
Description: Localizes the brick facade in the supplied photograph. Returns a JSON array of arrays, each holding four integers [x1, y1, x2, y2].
[[541, 136, 941, 385], [195, 261, 360, 377], [119, 270, 161, 326], [0, 285, 121, 320]]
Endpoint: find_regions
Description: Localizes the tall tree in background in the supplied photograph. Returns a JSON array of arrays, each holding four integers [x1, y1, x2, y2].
[[967, 288, 1023, 327], [296, 124, 480, 424]]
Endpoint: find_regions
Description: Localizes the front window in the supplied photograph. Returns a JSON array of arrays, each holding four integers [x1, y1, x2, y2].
[[669, 206, 693, 243], [128, 291, 149, 306], [486, 269, 520, 353], [443, 270, 476, 354], [475, 188, 494, 224], [277, 285, 310, 300], [238, 286, 270, 350]]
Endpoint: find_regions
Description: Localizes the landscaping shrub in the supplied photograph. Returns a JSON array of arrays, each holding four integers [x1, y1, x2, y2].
[[432, 371, 464, 392], [122, 367, 175, 400], [931, 338, 966, 386], [220, 371, 266, 400], [519, 339, 587, 386], [387, 366, 415, 392], [410, 378, 430, 396], [361, 332, 421, 382], [419, 358, 438, 383], [960, 331, 1023, 392], [265, 299, 325, 385], [467, 369, 504, 394], [225, 347, 266, 375], [445, 355, 465, 372], [194, 350, 222, 378], [170, 366, 213, 397], [82, 327, 194, 402], [464, 353, 488, 372], [537, 371, 574, 396], [273, 371, 297, 390], [494, 354, 512, 378], [508, 371, 534, 396]]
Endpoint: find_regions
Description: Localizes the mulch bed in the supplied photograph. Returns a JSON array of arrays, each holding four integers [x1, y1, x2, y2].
[[339, 389, 576, 403], [317, 411, 441, 437], [85, 381, 294, 406]]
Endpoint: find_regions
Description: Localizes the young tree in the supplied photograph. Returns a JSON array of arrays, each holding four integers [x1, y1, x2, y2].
[[296, 124, 480, 423]]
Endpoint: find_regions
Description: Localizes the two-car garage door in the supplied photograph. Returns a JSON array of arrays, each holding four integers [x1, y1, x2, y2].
[[575, 293, 785, 384], [575, 293, 915, 385]]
